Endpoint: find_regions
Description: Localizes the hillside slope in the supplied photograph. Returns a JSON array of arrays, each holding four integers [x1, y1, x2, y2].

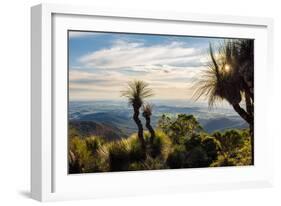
[[69, 120, 123, 140]]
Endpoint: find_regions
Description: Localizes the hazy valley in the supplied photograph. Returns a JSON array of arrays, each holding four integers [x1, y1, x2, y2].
[[69, 100, 247, 140]]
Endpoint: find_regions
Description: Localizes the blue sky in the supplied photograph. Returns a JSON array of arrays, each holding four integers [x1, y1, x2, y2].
[[68, 31, 226, 101]]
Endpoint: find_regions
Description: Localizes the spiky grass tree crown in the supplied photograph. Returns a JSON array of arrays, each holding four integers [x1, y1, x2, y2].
[[193, 40, 253, 107], [142, 103, 153, 118], [121, 80, 154, 108]]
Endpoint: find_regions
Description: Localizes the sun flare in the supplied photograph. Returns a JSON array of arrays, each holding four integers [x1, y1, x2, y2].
[[224, 64, 231, 72]]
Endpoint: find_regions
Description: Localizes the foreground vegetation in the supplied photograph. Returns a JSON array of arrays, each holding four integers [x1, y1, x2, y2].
[[69, 114, 252, 174]]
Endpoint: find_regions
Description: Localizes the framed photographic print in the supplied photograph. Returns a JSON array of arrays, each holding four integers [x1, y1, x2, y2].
[[31, 3, 274, 201]]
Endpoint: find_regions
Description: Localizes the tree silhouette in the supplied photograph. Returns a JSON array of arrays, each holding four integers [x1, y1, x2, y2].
[[194, 40, 254, 164], [121, 80, 154, 153], [142, 103, 155, 143]]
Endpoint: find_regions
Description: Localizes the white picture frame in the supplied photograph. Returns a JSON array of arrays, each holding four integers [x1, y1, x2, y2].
[[31, 3, 274, 202]]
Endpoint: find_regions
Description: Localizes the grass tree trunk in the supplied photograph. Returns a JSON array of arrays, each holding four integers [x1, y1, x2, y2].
[[245, 92, 253, 117], [144, 116, 155, 143], [133, 107, 146, 153], [232, 103, 252, 124]]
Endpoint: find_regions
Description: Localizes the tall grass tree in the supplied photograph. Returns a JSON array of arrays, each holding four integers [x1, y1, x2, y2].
[[121, 80, 154, 154]]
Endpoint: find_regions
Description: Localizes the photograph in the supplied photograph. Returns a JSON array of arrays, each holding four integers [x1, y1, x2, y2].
[[67, 30, 254, 174]]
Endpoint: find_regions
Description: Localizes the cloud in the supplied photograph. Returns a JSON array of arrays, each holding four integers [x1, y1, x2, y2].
[[69, 65, 204, 101], [69, 39, 209, 100], [78, 40, 205, 69]]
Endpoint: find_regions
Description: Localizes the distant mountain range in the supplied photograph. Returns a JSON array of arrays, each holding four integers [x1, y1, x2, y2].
[[69, 100, 248, 139], [69, 120, 123, 140], [200, 117, 247, 133]]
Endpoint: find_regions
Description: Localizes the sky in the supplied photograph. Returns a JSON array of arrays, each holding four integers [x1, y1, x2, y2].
[[68, 31, 226, 102]]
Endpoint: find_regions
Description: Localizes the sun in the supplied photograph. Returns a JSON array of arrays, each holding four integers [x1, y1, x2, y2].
[[224, 64, 231, 72]]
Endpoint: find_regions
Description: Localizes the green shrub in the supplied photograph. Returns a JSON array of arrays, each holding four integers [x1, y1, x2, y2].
[[85, 136, 104, 155], [145, 130, 172, 159], [95, 146, 110, 172], [184, 134, 201, 150], [212, 129, 252, 166], [107, 139, 131, 171], [213, 130, 244, 155], [201, 136, 220, 163], [166, 145, 186, 168], [185, 134, 219, 167], [167, 134, 220, 168], [234, 135, 252, 166], [185, 146, 209, 167], [68, 137, 92, 173], [158, 114, 203, 144], [128, 134, 146, 161]]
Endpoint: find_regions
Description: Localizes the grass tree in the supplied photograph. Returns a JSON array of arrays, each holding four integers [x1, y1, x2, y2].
[[121, 80, 154, 154], [194, 40, 254, 163], [142, 103, 155, 143]]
